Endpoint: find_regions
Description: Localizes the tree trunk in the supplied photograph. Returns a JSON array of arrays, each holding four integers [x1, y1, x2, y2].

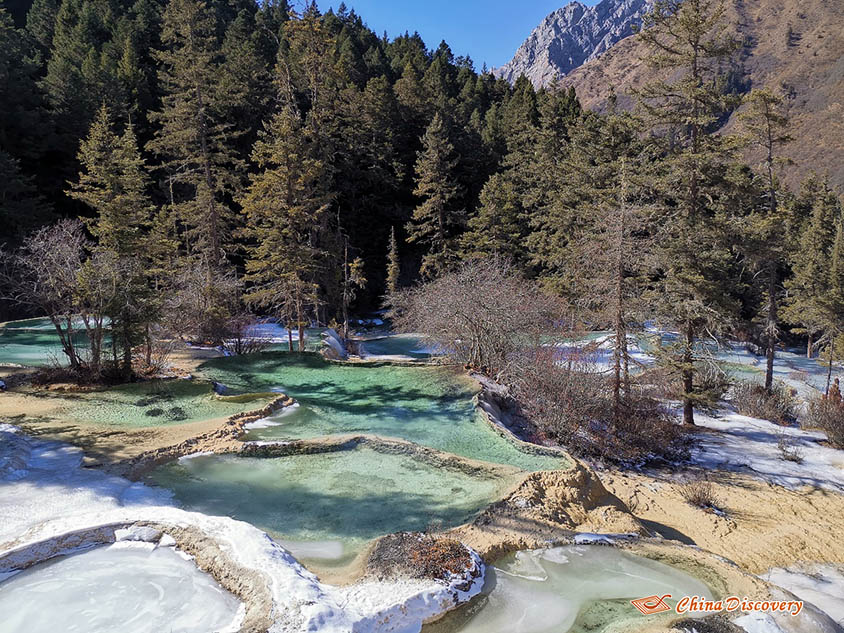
[[683, 323, 695, 426], [342, 241, 349, 340], [807, 332, 814, 359], [296, 300, 305, 353], [827, 342, 834, 396], [52, 316, 79, 371], [287, 326, 293, 352], [764, 125, 779, 393], [194, 83, 220, 270], [122, 312, 133, 379], [764, 260, 777, 392], [612, 164, 627, 428]]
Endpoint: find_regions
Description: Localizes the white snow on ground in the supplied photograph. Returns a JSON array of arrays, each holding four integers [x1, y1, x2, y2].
[[243, 321, 306, 342], [0, 426, 484, 633], [716, 343, 838, 402], [762, 564, 844, 626], [553, 333, 654, 375], [691, 409, 844, 492]]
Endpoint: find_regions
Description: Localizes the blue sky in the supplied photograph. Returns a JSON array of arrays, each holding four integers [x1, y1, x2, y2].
[[312, 1, 600, 70]]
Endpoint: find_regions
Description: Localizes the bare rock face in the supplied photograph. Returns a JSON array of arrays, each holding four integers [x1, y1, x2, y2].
[[494, 0, 653, 87]]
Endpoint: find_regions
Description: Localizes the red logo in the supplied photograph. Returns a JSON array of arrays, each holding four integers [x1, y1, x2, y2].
[[631, 594, 672, 615]]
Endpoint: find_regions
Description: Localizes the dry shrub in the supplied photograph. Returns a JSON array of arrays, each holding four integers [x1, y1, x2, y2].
[[776, 433, 804, 463], [696, 362, 732, 407], [388, 257, 562, 379], [506, 346, 688, 465], [222, 314, 272, 356], [366, 532, 471, 582], [732, 380, 797, 425], [679, 478, 719, 509], [788, 370, 809, 384], [136, 339, 177, 376], [30, 364, 87, 386], [164, 264, 242, 345], [803, 395, 844, 447], [645, 355, 730, 412]]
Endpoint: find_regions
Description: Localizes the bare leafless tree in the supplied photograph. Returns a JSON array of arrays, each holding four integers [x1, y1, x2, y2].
[[387, 257, 564, 379], [163, 262, 242, 345], [0, 219, 88, 370]]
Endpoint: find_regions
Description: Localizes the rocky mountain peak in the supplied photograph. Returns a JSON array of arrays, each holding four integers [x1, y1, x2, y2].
[[494, 0, 653, 87]]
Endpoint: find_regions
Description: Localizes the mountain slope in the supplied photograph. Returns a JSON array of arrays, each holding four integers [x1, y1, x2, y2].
[[493, 0, 653, 87], [559, 0, 844, 190]]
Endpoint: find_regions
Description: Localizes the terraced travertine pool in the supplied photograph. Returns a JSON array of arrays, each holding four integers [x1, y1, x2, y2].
[[424, 546, 713, 633], [0, 543, 242, 633], [148, 444, 515, 565], [0, 326, 753, 633], [141, 351, 565, 564], [17, 380, 270, 428], [197, 352, 563, 472], [0, 326, 91, 367]]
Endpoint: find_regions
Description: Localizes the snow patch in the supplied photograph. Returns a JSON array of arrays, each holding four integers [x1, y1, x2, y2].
[[692, 410, 844, 492], [0, 425, 485, 633], [762, 564, 844, 626]]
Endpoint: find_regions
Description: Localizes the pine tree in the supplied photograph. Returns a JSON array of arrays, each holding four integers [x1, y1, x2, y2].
[[240, 104, 332, 351], [219, 8, 274, 156], [463, 173, 523, 260], [462, 77, 545, 270], [386, 226, 400, 295], [407, 113, 464, 278], [737, 89, 792, 391], [635, 0, 741, 425], [333, 74, 401, 297], [149, 0, 242, 270], [551, 110, 651, 425], [783, 180, 843, 362], [42, 0, 125, 145], [68, 105, 153, 256], [822, 222, 844, 392], [0, 8, 53, 172], [340, 235, 366, 338], [25, 0, 57, 51], [0, 150, 51, 244], [68, 104, 156, 376]]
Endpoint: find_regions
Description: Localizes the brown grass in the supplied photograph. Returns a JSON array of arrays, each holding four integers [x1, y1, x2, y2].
[[366, 532, 473, 582], [679, 478, 720, 510]]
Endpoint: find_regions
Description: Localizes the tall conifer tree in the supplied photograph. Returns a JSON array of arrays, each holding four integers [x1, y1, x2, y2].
[[636, 0, 741, 425], [407, 113, 464, 278], [240, 102, 332, 351], [149, 0, 241, 270], [737, 89, 792, 391]]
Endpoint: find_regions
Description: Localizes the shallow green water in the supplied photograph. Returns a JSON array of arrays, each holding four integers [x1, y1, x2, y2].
[[1, 317, 88, 331], [52, 380, 266, 427], [425, 546, 713, 633], [147, 446, 511, 563], [359, 334, 435, 358], [0, 328, 90, 367], [198, 353, 564, 471]]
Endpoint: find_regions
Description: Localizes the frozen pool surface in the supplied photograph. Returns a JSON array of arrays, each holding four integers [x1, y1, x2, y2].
[[147, 446, 512, 564], [424, 546, 712, 633], [202, 353, 564, 471], [0, 543, 242, 633]]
